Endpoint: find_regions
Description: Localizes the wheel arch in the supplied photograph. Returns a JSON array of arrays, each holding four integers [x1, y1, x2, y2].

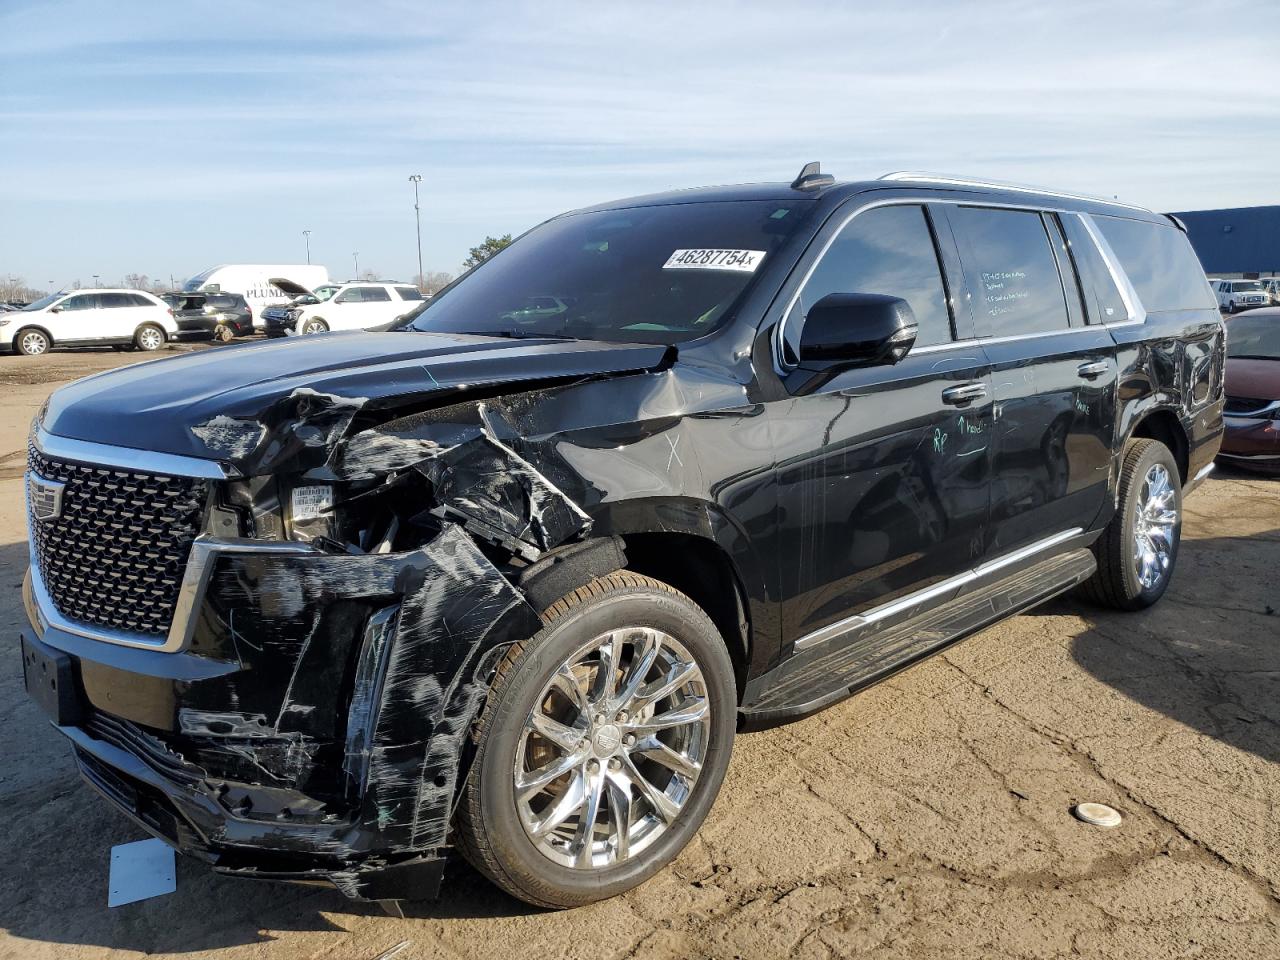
[[618, 530, 752, 698], [13, 325, 54, 351], [1128, 407, 1189, 485]]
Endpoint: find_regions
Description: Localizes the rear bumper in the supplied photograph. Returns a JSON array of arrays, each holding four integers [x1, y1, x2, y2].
[[19, 524, 541, 900]]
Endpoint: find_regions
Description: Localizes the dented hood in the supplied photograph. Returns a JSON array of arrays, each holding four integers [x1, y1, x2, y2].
[[42, 331, 670, 461]]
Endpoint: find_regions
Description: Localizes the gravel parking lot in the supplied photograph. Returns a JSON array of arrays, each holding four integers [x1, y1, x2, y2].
[[0, 347, 1276, 960]]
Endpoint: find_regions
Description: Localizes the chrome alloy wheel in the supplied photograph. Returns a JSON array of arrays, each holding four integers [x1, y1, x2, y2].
[[1133, 462, 1178, 590], [514, 627, 710, 870], [138, 326, 164, 350]]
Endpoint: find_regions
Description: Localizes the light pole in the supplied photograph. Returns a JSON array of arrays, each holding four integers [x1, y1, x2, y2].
[[302, 230, 312, 265], [352, 252, 359, 279], [92, 274, 100, 288], [408, 174, 423, 290]]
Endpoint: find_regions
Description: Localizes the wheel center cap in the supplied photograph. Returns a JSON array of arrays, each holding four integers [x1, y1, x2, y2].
[[592, 724, 622, 756]]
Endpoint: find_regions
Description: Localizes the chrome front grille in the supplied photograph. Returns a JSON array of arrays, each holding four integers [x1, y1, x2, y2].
[[27, 443, 208, 637]]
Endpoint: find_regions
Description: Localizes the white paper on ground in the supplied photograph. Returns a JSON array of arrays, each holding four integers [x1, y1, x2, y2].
[[108, 838, 177, 907]]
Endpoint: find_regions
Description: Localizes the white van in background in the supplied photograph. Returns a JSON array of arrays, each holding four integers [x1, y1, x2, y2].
[[182, 264, 330, 331]]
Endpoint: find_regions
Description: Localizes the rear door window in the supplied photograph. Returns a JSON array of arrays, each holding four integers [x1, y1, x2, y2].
[[794, 203, 954, 355], [1094, 215, 1216, 312], [950, 206, 1071, 337], [99, 293, 133, 308], [362, 286, 392, 302]]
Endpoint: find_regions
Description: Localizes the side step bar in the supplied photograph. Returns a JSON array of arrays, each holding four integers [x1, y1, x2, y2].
[[739, 547, 1097, 730]]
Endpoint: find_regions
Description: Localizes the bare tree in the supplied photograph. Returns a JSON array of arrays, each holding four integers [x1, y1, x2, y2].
[[0, 274, 46, 303], [121, 273, 150, 290], [414, 271, 453, 296]]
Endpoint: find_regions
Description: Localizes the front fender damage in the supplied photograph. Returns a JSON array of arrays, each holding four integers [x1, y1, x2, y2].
[[158, 388, 606, 899]]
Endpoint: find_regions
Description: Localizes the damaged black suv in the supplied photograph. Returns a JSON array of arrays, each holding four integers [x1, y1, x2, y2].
[[20, 167, 1223, 909]]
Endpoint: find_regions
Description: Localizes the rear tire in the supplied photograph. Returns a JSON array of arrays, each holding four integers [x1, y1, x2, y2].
[[455, 571, 736, 909], [134, 324, 165, 351], [15, 328, 50, 356], [1080, 438, 1182, 610]]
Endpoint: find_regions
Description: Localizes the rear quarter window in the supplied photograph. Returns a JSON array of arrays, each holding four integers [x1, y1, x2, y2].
[[1094, 216, 1216, 313], [395, 286, 424, 301]]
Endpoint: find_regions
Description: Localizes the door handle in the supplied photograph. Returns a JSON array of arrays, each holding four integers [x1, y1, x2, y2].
[[941, 382, 987, 406], [1077, 360, 1109, 380]]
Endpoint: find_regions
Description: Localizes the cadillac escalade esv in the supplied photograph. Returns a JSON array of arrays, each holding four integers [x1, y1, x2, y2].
[[20, 167, 1223, 909]]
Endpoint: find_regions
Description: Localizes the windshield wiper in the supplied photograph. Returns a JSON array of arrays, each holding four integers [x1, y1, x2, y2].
[[455, 329, 578, 341]]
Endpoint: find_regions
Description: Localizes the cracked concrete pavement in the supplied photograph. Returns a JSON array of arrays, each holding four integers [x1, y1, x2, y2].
[[0, 349, 1276, 959]]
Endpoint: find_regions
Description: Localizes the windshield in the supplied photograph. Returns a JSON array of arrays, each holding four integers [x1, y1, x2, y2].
[[1232, 281, 1264, 292], [22, 292, 63, 311], [408, 199, 815, 345], [1227, 316, 1280, 360]]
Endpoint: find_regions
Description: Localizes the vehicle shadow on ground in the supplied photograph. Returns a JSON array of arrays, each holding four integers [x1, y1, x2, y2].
[[1045, 524, 1280, 767]]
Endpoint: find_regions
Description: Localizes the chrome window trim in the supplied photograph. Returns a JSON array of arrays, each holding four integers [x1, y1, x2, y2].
[[773, 196, 1148, 377], [33, 425, 237, 480], [793, 528, 1082, 651], [1074, 213, 1148, 327]]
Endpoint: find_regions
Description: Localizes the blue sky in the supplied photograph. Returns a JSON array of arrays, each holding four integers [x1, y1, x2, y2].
[[1, 0, 1276, 289]]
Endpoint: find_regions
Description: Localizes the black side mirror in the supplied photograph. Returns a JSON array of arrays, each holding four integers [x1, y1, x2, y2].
[[799, 293, 917, 369], [49, 305, 62, 313]]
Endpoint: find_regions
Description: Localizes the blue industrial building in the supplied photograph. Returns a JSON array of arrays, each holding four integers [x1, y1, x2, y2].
[[1167, 205, 1280, 278]]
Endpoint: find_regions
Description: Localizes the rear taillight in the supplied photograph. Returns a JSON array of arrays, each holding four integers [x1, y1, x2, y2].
[[167, 308, 175, 317]]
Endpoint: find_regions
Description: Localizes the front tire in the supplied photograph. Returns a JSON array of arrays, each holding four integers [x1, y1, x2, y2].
[[456, 571, 736, 909], [1080, 438, 1182, 610], [134, 324, 165, 351], [15, 328, 50, 356], [302, 318, 329, 335]]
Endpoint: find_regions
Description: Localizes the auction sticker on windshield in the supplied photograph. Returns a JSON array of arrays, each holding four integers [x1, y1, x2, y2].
[[663, 249, 766, 272]]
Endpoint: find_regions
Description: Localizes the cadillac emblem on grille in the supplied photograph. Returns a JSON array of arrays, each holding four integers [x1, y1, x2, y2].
[[26, 473, 65, 521]]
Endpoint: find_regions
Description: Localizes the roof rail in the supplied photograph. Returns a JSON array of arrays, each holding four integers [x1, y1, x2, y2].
[[877, 172, 1151, 213]]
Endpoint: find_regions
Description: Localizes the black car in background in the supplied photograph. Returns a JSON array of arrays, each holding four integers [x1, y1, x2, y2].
[[19, 167, 1223, 910], [164, 291, 254, 342]]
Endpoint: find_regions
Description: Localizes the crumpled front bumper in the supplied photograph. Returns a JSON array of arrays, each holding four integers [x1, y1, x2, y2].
[[20, 524, 541, 900]]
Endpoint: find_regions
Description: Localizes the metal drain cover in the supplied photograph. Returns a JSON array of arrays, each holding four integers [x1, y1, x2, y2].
[[1072, 802, 1122, 828]]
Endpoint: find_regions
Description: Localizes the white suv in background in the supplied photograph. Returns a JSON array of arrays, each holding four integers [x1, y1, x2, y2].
[[1, 289, 179, 356], [267, 281, 424, 336]]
